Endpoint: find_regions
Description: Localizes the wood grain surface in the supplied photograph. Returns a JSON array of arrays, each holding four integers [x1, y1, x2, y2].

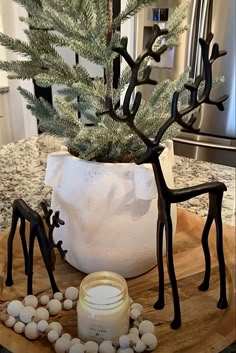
[[0, 208, 235, 353]]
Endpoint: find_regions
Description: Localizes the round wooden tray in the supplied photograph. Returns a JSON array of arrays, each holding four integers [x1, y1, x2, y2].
[[0, 208, 235, 353]]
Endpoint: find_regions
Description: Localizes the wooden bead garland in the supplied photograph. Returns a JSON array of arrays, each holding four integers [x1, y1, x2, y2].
[[0, 287, 158, 353]]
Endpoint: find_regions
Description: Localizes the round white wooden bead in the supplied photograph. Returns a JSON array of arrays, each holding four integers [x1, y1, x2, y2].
[[71, 338, 81, 346], [48, 329, 59, 343], [130, 303, 144, 315], [64, 287, 79, 301], [119, 335, 130, 349], [34, 307, 49, 322], [14, 321, 25, 334], [48, 321, 63, 336], [141, 333, 157, 351], [128, 333, 139, 345], [47, 299, 62, 316], [39, 295, 50, 306], [84, 341, 99, 353], [63, 299, 73, 310], [54, 337, 71, 353], [129, 327, 139, 336], [37, 320, 49, 332], [117, 348, 134, 353], [23, 295, 38, 309], [24, 322, 40, 340], [19, 306, 36, 323], [69, 343, 85, 353], [99, 341, 116, 353], [7, 300, 24, 317], [4, 316, 16, 328], [130, 308, 141, 321], [133, 339, 146, 353], [54, 292, 64, 301], [133, 320, 139, 328], [61, 333, 71, 341], [138, 320, 155, 335]]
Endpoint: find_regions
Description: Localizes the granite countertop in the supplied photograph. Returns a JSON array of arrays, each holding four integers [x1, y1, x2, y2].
[[0, 133, 235, 233], [0, 134, 235, 353]]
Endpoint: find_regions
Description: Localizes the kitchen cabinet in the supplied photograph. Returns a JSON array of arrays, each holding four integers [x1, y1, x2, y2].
[[0, 89, 12, 145]]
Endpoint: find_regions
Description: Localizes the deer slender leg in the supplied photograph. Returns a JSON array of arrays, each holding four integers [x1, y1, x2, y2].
[[199, 212, 214, 291], [19, 217, 29, 276], [37, 234, 60, 294], [154, 219, 165, 310], [165, 210, 181, 330], [39, 247, 60, 294], [27, 227, 35, 295], [5, 208, 19, 287], [214, 192, 228, 309]]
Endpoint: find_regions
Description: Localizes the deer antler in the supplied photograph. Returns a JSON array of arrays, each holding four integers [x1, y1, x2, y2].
[[101, 25, 227, 163], [117, 25, 168, 119], [99, 24, 168, 148], [41, 201, 67, 270], [153, 32, 228, 147]]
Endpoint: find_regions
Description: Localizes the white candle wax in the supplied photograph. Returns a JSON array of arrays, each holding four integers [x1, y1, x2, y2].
[[77, 280, 129, 343], [87, 285, 121, 307]]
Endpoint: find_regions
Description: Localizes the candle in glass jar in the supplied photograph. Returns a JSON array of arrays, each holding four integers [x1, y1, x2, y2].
[[77, 271, 130, 344]]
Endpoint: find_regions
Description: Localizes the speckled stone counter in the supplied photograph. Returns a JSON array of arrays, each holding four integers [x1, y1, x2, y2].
[[0, 134, 235, 233], [0, 134, 235, 353], [174, 155, 235, 226]]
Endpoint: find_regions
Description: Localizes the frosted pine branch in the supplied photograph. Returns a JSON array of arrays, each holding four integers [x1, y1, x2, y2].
[[13, 0, 42, 16], [113, 0, 158, 29], [153, 0, 191, 50], [0, 0, 196, 162]]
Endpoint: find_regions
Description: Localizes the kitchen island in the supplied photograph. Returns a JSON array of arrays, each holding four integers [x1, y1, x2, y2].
[[0, 134, 235, 233], [0, 134, 235, 353]]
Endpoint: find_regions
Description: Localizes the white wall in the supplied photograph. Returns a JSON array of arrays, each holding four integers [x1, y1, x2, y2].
[[120, 0, 136, 104], [120, 0, 136, 71], [0, 0, 135, 141], [0, 0, 37, 142], [0, 0, 8, 86]]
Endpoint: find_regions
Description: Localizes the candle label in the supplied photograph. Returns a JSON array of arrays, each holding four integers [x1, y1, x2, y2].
[[86, 320, 109, 343]]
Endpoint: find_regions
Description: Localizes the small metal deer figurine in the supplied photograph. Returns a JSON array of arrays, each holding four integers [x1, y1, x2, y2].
[[5, 198, 67, 295], [101, 26, 229, 329]]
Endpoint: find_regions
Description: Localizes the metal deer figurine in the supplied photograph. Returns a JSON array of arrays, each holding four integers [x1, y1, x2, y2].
[[5, 198, 67, 295], [100, 26, 229, 329]]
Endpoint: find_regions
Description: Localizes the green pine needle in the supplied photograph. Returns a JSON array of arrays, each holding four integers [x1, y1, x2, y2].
[[0, 0, 198, 162]]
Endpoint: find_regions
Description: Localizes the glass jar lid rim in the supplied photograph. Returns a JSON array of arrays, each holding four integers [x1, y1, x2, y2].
[[80, 271, 128, 300]]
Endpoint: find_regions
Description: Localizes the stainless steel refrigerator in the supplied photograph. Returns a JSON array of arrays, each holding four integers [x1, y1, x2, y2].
[[135, 0, 236, 167]]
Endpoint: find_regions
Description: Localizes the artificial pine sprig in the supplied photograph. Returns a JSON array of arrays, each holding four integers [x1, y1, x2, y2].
[[13, 0, 42, 16], [112, 0, 160, 29], [0, 0, 195, 162]]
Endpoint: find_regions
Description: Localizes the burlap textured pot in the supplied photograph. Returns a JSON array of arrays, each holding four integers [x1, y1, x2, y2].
[[45, 140, 177, 278]]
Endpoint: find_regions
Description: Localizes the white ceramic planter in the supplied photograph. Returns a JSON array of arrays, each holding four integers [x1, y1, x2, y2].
[[45, 140, 177, 278]]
